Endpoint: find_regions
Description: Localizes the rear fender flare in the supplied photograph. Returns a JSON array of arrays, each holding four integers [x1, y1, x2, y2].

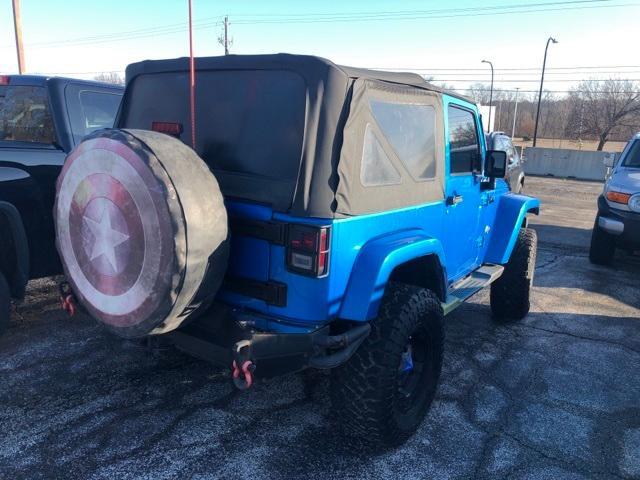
[[485, 193, 540, 265], [339, 230, 446, 321], [0, 201, 29, 298]]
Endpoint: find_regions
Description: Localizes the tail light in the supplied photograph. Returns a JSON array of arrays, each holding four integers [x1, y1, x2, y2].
[[0, 75, 10, 85], [287, 224, 331, 277], [151, 121, 183, 137]]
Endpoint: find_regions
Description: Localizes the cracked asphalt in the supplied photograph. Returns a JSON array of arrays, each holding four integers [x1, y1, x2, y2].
[[1, 176, 639, 479]]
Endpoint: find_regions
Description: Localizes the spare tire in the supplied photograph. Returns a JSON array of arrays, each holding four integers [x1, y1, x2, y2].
[[55, 129, 228, 338]]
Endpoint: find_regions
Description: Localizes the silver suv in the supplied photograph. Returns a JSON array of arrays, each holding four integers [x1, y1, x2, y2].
[[589, 133, 640, 264]]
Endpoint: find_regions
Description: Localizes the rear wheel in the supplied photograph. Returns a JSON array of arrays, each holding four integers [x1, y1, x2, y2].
[[589, 218, 616, 265], [490, 228, 537, 321], [0, 272, 10, 336], [330, 284, 444, 449]]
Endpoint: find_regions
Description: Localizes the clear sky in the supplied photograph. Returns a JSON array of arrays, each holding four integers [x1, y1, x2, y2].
[[1, 0, 639, 97]]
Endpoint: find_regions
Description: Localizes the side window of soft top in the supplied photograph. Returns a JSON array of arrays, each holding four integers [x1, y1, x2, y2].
[[447, 105, 480, 174]]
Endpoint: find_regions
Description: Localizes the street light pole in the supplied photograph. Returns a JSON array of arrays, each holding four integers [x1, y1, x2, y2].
[[533, 37, 558, 147], [511, 87, 520, 138], [481, 60, 494, 132]]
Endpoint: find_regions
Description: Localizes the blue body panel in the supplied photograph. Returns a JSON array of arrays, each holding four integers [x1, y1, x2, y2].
[[339, 229, 445, 320], [216, 94, 540, 334], [484, 193, 540, 264]]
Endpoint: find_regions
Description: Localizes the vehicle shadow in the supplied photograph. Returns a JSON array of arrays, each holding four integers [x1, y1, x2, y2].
[[532, 242, 640, 312], [1, 279, 639, 479], [261, 305, 640, 478], [530, 223, 593, 250]]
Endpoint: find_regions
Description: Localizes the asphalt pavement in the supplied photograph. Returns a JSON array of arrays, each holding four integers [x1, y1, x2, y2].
[[1, 176, 639, 480]]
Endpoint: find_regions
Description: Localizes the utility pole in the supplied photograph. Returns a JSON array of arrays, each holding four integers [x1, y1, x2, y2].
[[578, 100, 584, 150], [218, 16, 232, 55], [12, 0, 26, 74], [511, 88, 520, 138], [533, 36, 558, 147]]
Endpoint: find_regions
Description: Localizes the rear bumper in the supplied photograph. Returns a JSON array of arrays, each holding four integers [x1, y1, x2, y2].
[[163, 303, 370, 379], [597, 195, 640, 248]]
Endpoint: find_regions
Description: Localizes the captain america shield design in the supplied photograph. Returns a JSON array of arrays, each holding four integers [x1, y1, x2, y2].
[[56, 136, 175, 328]]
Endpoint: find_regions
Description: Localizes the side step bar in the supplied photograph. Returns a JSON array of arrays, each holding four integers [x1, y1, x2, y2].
[[441, 264, 504, 315]]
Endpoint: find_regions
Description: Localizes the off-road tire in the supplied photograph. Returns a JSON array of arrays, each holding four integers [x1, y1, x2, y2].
[[490, 228, 537, 321], [0, 272, 10, 336], [589, 218, 616, 265], [330, 284, 444, 449]]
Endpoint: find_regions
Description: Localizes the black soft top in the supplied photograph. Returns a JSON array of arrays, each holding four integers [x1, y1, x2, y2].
[[121, 54, 467, 217], [126, 54, 446, 93]]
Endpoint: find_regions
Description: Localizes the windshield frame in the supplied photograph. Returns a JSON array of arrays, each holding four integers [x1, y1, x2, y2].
[[621, 139, 640, 168]]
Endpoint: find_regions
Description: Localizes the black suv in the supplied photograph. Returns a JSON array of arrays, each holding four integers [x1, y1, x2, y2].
[[0, 74, 123, 333]]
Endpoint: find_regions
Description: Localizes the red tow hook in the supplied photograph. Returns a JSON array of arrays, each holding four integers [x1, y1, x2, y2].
[[231, 340, 255, 390], [232, 360, 255, 390], [59, 282, 77, 316]]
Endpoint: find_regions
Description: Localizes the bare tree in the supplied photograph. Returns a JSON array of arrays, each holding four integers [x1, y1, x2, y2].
[[566, 78, 640, 150], [467, 82, 492, 105], [93, 72, 124, 85]]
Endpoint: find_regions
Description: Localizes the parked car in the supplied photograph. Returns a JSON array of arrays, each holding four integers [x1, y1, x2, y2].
[[589, 132, 640, 264], [54, 54, 539, 448], [486, 131, 525, 193], [0, 74, 123, 334]]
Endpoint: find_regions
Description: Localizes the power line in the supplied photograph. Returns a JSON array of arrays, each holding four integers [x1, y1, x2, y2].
[[416, 70, 640, 76], [0, 17, 225, 49], [421, 78, 640, 82], [227, 0, 610, 18], [457, 88, 640, 94], [373, 65, 640, 71], [231, 1, 636, 24], [3, 0, 636, 49]]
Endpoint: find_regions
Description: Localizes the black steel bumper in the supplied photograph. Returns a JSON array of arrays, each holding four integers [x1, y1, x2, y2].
[[163, 303, 371, 381], [597, 195, 640, 249]]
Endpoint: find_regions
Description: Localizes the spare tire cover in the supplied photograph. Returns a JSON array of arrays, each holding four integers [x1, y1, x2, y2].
[[55, 129, 229, 338]]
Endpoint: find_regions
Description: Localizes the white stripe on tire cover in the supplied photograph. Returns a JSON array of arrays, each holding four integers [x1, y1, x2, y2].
[[56, 148, 165, 316]]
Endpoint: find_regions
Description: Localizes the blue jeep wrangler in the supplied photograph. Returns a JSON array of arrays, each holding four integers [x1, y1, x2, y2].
[[54, 54, 539, 447]]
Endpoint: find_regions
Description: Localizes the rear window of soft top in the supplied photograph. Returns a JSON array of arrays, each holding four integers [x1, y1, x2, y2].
[[120, 69, 306, 183]]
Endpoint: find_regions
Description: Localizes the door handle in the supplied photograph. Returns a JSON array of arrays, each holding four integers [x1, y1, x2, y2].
[[446, 195, 464, 206]]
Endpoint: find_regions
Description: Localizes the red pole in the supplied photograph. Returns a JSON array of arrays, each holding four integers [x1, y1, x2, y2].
[[188, 0, 196, 148]]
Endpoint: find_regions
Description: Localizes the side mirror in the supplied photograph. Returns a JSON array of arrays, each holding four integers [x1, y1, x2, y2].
[[603, 155, 615, 168], [485, 150, 507, 178]]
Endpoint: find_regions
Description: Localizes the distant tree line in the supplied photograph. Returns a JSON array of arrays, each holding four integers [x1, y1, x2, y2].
[[93, 72, 125, 85], [442, 79, 640, 150]]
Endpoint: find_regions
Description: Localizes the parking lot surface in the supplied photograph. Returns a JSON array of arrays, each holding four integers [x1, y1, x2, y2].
[[1, 176, 639, 480]]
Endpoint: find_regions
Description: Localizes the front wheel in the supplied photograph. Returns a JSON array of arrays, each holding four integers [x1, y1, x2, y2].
[[0, 272, 10, 336], [589, 218, 616, 265], [490, 228, 537, 321], [330, 284, 444, 449]]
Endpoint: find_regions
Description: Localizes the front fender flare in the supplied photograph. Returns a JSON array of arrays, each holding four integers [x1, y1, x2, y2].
[[485, 193, 540, 265], [339, 230, 446, 321], [0, 201, 29, 298]]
